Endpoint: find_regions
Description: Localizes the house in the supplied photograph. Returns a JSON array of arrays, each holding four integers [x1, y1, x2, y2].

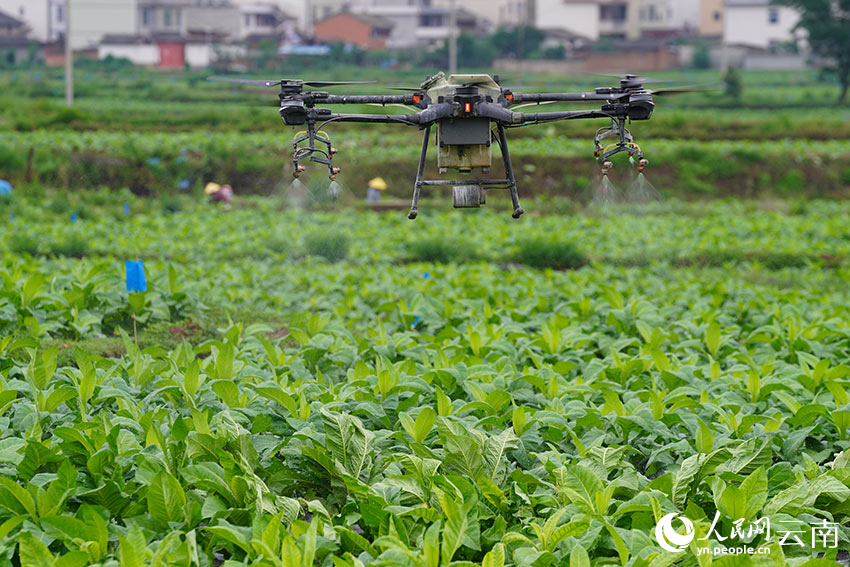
[[699, 0, 723, 36], [533, 0, 636, 41], [313, 11, 393, 50], [431, 0, 530, 28], [0, 0, 136, 49], [0, 0, 64, 42], [354, 4, 487, 49], [637, 0, 700, 38], [723, 0, 801, 50], [0, 10, 31, 64], [98, 32, 220, 68], [138, 0, 241, 40], [0, 7, 27, 36], [71, 0, 136, 48], [240, 3, 297, 40]]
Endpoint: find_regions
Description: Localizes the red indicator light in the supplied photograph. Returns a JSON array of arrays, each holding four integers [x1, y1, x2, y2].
[[464, 102, 471, 113], [412, 94, 422, 103], [505, 93, 514, 102]]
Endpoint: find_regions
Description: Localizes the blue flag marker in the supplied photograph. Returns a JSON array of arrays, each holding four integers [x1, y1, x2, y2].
[[412, 316, 421, 329], [125, 260, 147, 293], [0, 180, 12, 196], [71, 212, 78, 223], [123, 202, 130, 217], [423, 271, 430, 279]]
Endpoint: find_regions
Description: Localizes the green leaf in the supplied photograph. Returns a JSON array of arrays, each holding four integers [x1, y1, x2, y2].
[[569, 544, 590, 567], [18, 531, 55, 567], [483, 428, 518, 484], [320, 408, 373, 478], [482, 543, 505, 567], [559, 464, 602, 513], [705, 321, 720, 358], [146, 471, 186, 525], [0, 476, 36, 518]]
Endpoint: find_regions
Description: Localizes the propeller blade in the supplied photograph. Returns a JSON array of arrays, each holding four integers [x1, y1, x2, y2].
[[387, 87, 424, 92], [208, 76, 284, 87], [587, 72, 672, 84], [649, 85, 715, 96], [208, 76, 376, 88], [303, 80, 377, 87]]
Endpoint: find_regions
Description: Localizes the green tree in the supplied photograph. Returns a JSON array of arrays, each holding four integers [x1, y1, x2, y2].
[[488, 26, 544, 59], [724, 66, 743, 99], [775, 0, 850, 103]]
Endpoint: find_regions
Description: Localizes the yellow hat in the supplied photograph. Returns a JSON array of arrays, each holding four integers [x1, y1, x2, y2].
[[204, 182, 221, 195], [368, 177, 387, 191]]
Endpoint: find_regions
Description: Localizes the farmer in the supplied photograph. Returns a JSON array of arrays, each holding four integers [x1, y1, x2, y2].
[[205, 182, 234, 209], [365, 177, 387, 203]]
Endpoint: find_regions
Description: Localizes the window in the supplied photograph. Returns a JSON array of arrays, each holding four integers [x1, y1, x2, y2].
[[419, 14, 444, 27], [244, 14, 250, 26], [713, 10, 721, 21], [142, 7, 152, 26], [600, 5, 626, 22], [768, 8, 779, 23], [164, 9, 172, 27], [56, 4, 64, 23]]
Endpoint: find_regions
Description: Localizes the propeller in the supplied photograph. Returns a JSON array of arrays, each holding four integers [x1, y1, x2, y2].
[[208, 76, 376, 88], [645, 85, 715, 96], [589, 73, 672, 85]]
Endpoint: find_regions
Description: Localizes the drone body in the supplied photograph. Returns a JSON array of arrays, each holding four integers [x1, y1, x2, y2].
[[211, 71, 695, 218]]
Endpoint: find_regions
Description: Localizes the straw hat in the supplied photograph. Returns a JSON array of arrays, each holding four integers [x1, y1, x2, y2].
[[204, 182, 221, 195], [368, 177, 387, 191]]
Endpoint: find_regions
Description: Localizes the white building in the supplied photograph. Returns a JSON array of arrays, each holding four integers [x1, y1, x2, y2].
[[723, 0, 801, 49], [431, 0, 530, 27], [139, 0, 241, 39], [637, 0, 700, 36], [239, 2, 298, 40], [73, 0, 136, 48], [533, 0, 637, 41]]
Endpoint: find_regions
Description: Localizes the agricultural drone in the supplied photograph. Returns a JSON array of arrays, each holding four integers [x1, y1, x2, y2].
[[212, 72, 695, 218]]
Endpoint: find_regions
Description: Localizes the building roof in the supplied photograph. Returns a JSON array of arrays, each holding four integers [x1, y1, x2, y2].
[[0, 8, 26, 29], [101, 34, 151, 45], [540, 27, 593, 42], [725, 0, 771, 5], [315, 11, 394, 31]]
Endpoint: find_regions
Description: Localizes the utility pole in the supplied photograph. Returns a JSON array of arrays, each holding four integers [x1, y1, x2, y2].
[[448, 0, 457, 74], [64, 0, 73, 107]]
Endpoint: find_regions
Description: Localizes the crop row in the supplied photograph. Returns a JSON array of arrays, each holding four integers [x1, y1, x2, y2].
[[1, 203, 849, 565], [3, 130, 850, 197]]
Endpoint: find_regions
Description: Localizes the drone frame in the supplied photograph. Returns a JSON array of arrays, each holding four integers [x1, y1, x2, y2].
[[216, 73, 667, 218]]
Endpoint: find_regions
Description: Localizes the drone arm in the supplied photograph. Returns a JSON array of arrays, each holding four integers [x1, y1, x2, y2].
[[511, 92, 622, 104], [323, 94, 417, 105], [325, 102, 454, 126], [511, 109, 613, 124], [474, 103, 610, 125]]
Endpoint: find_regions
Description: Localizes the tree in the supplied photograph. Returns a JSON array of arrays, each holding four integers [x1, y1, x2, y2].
[[488, 26, 544, 59], [724, 67, 743, 99], [775, 0, 850, 103]]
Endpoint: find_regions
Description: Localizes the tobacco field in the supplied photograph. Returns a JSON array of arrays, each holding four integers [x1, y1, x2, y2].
[[0, 199, 849, 567]]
